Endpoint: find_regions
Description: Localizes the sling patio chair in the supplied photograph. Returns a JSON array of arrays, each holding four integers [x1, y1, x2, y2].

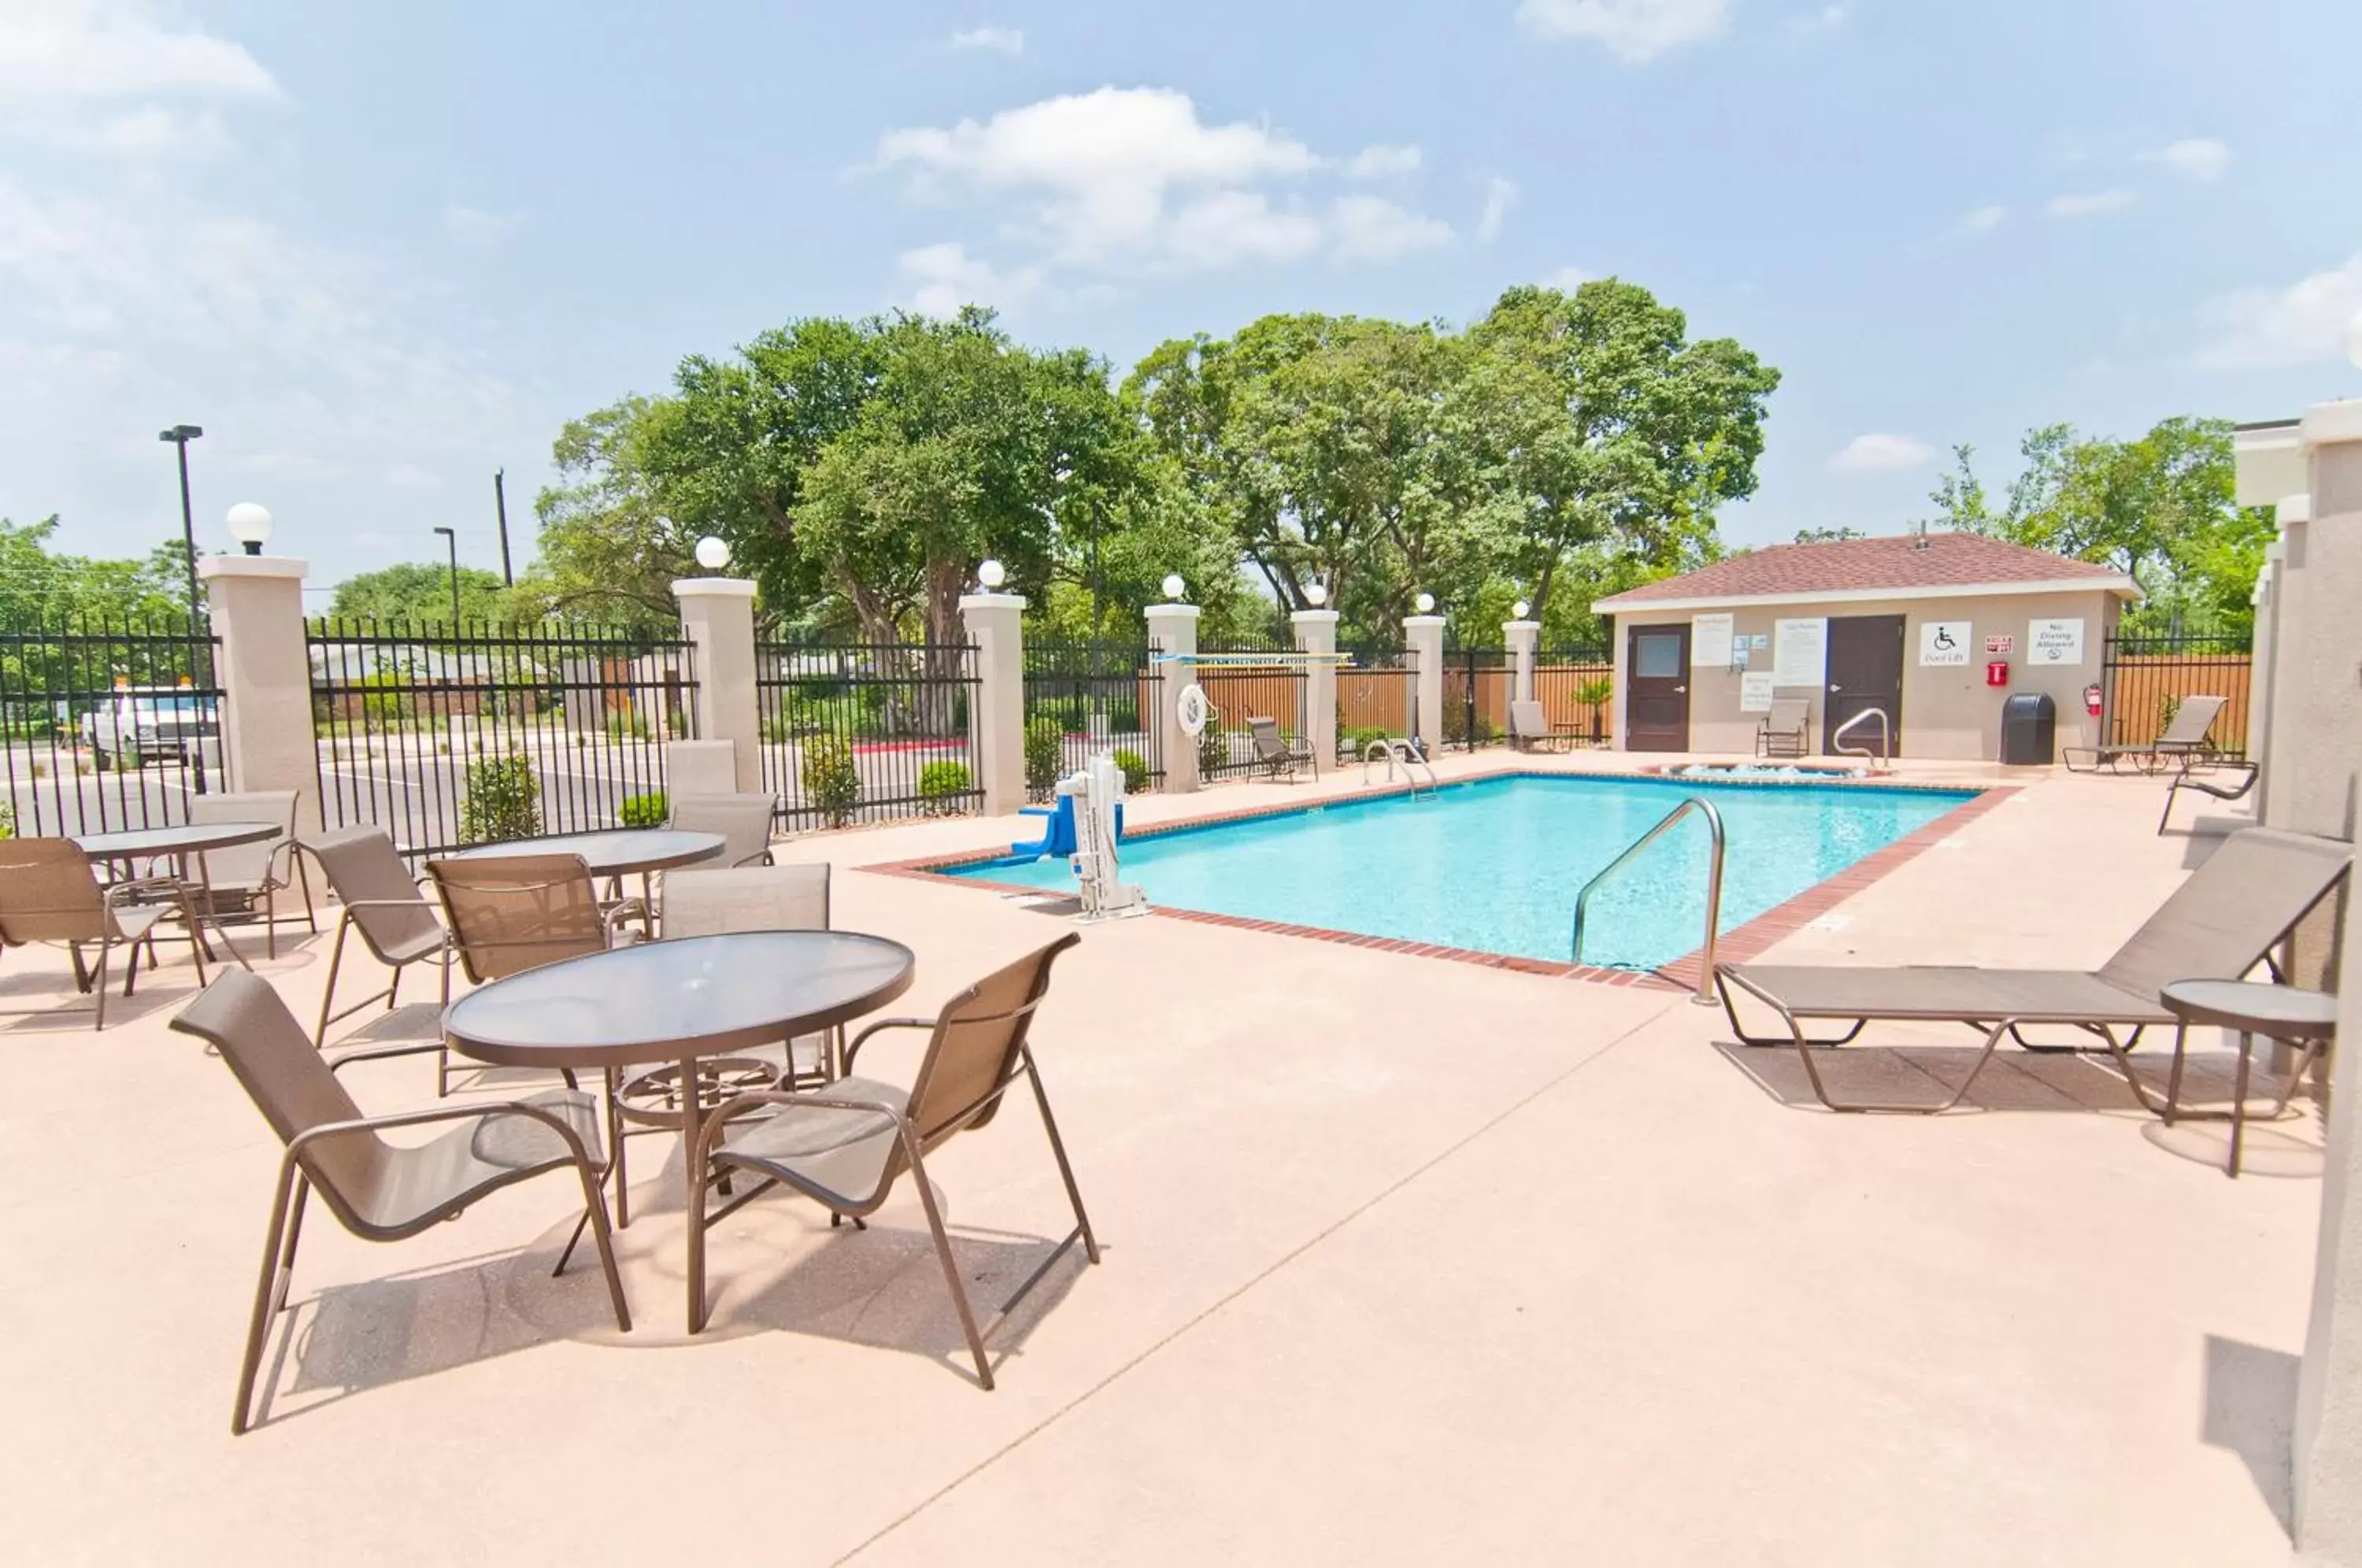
[[685, 933, 1098, 1389], [300, 827, 454, 1051], [1509, 700, 1576, 754], [666, 792, 779, 869], [170, 969, 628, 1434], [2159, 755, 2260, 834], [1756, 698, 1811, 760], [1247, 716, 1315, 782], [0, 836, 211, 1030], [188, 790, 316, 960], [1713, 825, 2349, 1114], [2064, 693, 2226, 775]]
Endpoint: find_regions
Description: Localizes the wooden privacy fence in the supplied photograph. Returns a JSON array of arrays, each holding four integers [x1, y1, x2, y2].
[[2101, 637, 2253, 755]]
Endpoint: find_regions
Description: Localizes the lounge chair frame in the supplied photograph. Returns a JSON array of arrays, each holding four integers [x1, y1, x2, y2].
[[1246, 716, 1314, 782]]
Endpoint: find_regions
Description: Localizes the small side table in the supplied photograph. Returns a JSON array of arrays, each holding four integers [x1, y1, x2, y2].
[[2157, 978, 2337, 1178]]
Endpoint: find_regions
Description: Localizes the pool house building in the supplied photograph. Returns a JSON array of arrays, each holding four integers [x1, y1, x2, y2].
[[1591, 531, 2139, 761]]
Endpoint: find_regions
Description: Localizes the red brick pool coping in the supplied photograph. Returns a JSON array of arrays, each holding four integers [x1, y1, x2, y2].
[[862, 768, 2017, 993]]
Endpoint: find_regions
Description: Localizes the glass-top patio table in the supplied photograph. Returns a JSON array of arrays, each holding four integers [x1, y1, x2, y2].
[[445, 828, 724, 878], [74, 819, 282, 965]]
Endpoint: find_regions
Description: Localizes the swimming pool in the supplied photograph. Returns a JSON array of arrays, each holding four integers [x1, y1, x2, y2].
[[942, 774, 1979, 971]]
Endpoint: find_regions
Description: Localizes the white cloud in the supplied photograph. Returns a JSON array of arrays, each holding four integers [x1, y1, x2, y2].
[[2194, 253, 2362, 371], [1828, 433, 1936, 473], [1539, 265, 1591, 291], [1477, 176, 1517, 243], [0, 0, 278, 100], [442, 204, 523, 246], [1330, 196, 1452, 262], [2045, 189, 2137, 220], [1786, 4, 1846, 33], [896, 241, 1043, 316], [1957, 204, 2006, 235], [1516, 0, 1734, 62], [1346, 143, 1423, 179], [2146, 136, 2231, 183], [46, 103, 235, 159], [946, 25, 1024, 56]]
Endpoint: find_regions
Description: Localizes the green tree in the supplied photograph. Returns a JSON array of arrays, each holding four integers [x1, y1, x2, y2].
[[1, 516, 191, 629], [328, 561, 510, 626], [513, 397, 701, 629]]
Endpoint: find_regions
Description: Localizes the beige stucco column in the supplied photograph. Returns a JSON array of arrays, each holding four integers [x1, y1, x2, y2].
[[1505, 619, 1540, 704], [1404, 614, 1446, 749], [1146, 601, 1201, 793], [2262, 498, 2312, 834], [2246, 536, 2282, 791], [199, 555, 321, 837], [671, 578, 762, 793], [957, 591, 1027, 815], [1292, 608, 1339, 772]]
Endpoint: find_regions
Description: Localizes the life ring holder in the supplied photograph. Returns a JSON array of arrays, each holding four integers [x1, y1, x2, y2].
[[1176, 682, 1212, 737]]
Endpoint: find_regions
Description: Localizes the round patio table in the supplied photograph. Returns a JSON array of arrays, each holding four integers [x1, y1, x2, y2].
[[446, 828, 724, 879], [442, 930, 916, 1325], [2158, 978, 2337, 1178], [74, 820, 281, 964]]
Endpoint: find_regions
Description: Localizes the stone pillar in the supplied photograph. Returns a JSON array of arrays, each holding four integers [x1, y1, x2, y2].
[[2262, 497, 2312, 834], [957, 591, 1027, 816], [1146, 601, 1201, 793], [1405, 613, 1446, 750], [671, 577, 762, 793], [1292, 608, 1339, 775], [199, 556, 322, 836], [2300, 824, 2362, 1561], [2246, 536, 2281, 790], [1505, 619, 1540, 704]]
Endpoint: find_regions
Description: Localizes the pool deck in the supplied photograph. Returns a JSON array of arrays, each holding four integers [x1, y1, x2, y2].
[[0, 749, 2323, 1565]]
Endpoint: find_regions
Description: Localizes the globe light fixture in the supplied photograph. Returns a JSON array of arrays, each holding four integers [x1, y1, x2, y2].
[[1415, 591, 1436, 614], [694, 535, 731, 571], [1512, 599, 1531, 619], [1162, 573, 1187, 601], [976, 557, 1007, 590], [1303, 581, 1327, 607], [224, 502, 274, 556]]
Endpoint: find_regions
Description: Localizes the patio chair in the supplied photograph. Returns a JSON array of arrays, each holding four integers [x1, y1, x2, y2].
[[1509, 700, 1575, 754], [685, 933, 1098, 1389], [169, 969, 628, 1434], [665, 739, 739, 797], [2158, 756, 2260, 834], [1756, 699, 1810, 760], [1714, 825, 2349, 1113], [0, 836, 209, 1030], [1246, 716, 1314, 782], [2064, 693, 2226, 774], [300, 827, 454, 1051], [667, 792, 779, 868], [188, 790, 315, 959]]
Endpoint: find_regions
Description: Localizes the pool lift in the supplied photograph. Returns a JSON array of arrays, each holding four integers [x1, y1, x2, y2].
[[1061, 753, 1147, 923]]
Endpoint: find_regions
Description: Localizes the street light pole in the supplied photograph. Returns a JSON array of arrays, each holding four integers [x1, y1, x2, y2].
[[432, 526, 462, 628], [157, 424, 204, 616]]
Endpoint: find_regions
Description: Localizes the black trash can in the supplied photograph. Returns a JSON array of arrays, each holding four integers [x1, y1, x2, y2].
[[2000, 692, 2057, 764]]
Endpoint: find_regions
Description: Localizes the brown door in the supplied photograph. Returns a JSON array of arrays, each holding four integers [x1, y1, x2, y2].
[[1625, 624, 1690, 751], [1823, 615, 1905, 756]]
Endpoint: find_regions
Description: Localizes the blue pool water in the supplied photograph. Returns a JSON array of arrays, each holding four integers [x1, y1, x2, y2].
[[946, 775, 1977, 970]]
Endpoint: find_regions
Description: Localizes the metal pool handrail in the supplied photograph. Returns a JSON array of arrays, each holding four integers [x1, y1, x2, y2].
[[1569, 795, 1726, 1006], [1831, 707, 1890, 770], [1362, 738, 1438, 796]]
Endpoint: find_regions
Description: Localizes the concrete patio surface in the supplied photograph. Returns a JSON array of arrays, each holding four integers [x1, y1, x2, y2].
[[0, 753, 2325, 1565]]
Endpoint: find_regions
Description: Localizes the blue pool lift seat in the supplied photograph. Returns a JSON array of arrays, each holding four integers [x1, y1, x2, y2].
[[1013, 794, 1124, 860]]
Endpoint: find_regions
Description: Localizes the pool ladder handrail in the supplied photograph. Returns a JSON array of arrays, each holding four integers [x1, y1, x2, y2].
[[1363, 737, 1439, 797], [1831, 707, 1890, 770], [1569, 795, 1726, 1006]]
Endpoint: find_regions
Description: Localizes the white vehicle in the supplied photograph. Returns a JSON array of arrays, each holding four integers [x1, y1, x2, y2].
[[81, 687, 220, 771]]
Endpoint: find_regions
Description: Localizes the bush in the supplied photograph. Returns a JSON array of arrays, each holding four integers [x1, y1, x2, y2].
[[1111, 748, 1151, 795], [0, 800, 13, 840], [1342, 725, 1391, 760], [1198, 725, 1228, 775], [800, 735, 862, 826], [1024, 716, 1064, 797], [459, 754, 542, 842], [919, 760, 974, 813], [617, 790, 668, 828]]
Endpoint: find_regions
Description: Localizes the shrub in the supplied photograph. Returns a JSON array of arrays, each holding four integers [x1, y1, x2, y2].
[[1342, 725, 1391, 760], [0, 800, 13, 840], [1111, 747, 1151, 795], [1024, 716, 1064, 797], [919, 760, 974, 812], [1573, 678, 1614, 707], [1198, 725, 1228, 775], [800, 735, 863, 826], [617, 790, 668, 828], [459, 754, 542, 842]]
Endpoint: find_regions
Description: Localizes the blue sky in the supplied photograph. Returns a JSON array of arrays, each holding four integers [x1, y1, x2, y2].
[[4, 0, 2360, 601]]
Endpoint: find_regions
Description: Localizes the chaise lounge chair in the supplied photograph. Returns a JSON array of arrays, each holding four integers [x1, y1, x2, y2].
[[1509, 700, 1575, 753], [2064, 693, 2227, 775], [2157, 755, 2260, 834], [1247, 716, 1315, 781], [1713, 825, 2349, 1113], [1756, 698, 1810, 760]]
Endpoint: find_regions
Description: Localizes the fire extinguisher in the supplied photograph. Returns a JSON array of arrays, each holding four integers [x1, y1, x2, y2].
[[2083, 683, 2103, 718]]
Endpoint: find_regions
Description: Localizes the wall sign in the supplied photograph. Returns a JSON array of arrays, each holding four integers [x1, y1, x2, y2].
[[1690, 612, 1734, 669], [1739, 672, 1777, 712], [2027, 618, 2086, 665], [1918, 621, 1971, 667], [1984, 634, 2013, 655], [1772, 617, 1828, 686]]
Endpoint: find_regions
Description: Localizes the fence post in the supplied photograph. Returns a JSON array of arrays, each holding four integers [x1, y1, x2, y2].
[[1146, 600, 1201, 793], [198, 555, 323, 838], [958, 590, 1027, 815], [1404, 612, 1446, 749], [1292, 608, 1339, 771], [1505, 618, 1539, 704], [672, 576, 762, 793]]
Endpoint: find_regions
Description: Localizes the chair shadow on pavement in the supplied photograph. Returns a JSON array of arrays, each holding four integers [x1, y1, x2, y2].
[[1711, 1035, 2271, 1115], [2202, 1334, 2299, 1537]]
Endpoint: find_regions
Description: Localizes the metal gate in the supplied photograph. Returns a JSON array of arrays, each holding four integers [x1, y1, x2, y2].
[[1024, 641, 1162, 798], [1194, 633, 1308, 779], [2099, 634, 2253, 758], [0, 616, 221, 837]]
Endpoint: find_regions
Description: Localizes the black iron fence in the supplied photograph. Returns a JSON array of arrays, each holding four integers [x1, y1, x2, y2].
[[1338, 644, 1416, 760], [1023, 640, 1162, 799], [1193, 633, 1309, 779], [1534, 647, 1615, 748], [757, 638, 979, 830], [0, 616, 221, 838], [1444, 645, 1511, 752], [308, 618, 696, 857], [2100, 633, 2253, 758]]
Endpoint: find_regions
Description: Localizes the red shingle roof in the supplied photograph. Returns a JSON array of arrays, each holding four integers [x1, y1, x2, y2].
[[1594, 531, 2128, 608]]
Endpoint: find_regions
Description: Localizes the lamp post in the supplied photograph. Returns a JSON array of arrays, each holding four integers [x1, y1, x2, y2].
[[157, 423, 204, 616], [431, 526, 462, 628]]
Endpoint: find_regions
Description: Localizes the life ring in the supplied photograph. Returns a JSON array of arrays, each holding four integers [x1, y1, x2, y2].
[[1176, 682, 1210, 737]]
